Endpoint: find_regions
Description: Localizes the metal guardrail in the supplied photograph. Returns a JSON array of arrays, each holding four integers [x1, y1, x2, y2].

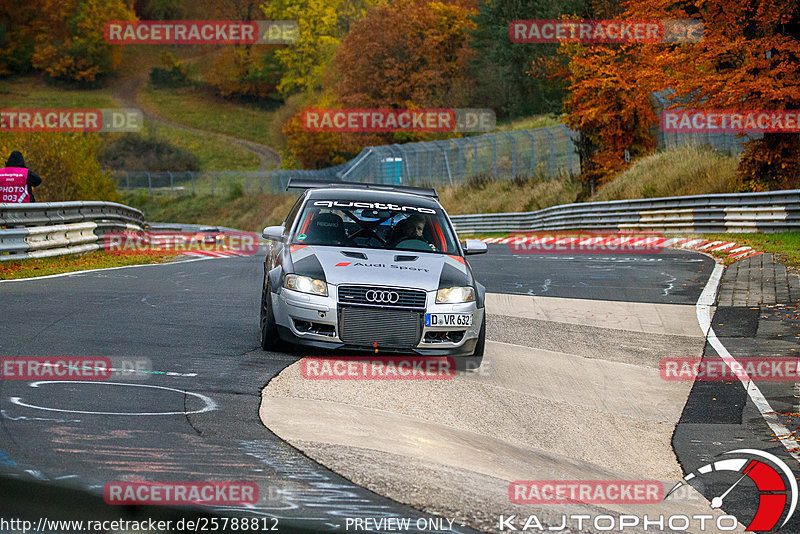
[[0, 202, 145, 261], [450, 189, 800, 234]]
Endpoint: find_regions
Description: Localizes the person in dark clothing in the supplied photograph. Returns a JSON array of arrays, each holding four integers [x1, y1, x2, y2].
[[4, 151, 42, 202]]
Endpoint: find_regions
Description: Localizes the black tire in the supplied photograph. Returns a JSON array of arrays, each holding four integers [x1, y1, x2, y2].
[[260, 279, 283, 351], [457, 314, 485, 372], [472, 313, 485, 357]]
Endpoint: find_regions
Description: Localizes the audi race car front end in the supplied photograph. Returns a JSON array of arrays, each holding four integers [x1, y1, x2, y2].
[[259, 183, 487, 358]]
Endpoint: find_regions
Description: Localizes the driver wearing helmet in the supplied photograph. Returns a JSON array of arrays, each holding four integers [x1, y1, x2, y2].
[[387, 214, 437, 251]]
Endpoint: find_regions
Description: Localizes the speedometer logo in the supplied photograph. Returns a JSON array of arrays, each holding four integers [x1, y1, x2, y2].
[[666, 449, 797, 531]]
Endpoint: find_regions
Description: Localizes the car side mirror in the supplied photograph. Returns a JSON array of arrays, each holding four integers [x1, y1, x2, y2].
[[262, 225, 286, 242], [462, 239, 487, 255]]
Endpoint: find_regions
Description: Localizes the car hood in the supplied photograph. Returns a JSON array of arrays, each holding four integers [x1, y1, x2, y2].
[[289, 245, 470, 291]]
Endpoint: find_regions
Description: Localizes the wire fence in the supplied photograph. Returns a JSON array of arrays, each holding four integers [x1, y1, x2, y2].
[[652, 128, 762, 155], [115, 124, 581, 197], [649, 89, 762, 155]]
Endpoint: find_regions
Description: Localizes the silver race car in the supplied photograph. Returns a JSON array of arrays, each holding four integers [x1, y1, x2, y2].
[[259, 179, 487, 358]]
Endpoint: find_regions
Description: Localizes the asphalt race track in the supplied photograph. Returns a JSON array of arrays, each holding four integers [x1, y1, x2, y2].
[[0, 244, 778, 533]]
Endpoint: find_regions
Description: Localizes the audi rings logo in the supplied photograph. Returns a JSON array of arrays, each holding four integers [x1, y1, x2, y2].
[[365, 290, 400, 304]]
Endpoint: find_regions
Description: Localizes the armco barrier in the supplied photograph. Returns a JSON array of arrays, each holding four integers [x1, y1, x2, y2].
[[0, 201, 145, 261], [450, 189, 800, 234]]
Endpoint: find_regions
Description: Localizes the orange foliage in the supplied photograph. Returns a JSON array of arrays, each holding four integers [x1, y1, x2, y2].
[[563, 0, 800, 189]]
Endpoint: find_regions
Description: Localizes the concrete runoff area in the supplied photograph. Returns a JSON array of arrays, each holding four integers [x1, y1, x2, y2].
[[260, 292, 743, 533]]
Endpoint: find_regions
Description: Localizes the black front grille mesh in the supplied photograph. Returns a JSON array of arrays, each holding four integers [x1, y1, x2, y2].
[[339, 307, 421, 348]]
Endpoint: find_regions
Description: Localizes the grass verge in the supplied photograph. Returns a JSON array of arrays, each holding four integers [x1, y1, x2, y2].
[[0, 76, 116, 108], [141, 85, 280, 148], [141, 122, 260, 171], [493, 114, 565, 131], [686, 232, 800, 268], [592, 145, 738, 201], [0, 250, 181, 280], [122, 191, 300, 232], [438, 174, 581, 215]]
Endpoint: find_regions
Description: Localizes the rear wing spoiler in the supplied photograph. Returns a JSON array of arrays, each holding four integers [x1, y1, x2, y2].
[[286, 178, 438, 199]]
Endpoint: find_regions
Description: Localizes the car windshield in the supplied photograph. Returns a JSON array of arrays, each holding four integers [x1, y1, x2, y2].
[[291, 198, 459, 254]]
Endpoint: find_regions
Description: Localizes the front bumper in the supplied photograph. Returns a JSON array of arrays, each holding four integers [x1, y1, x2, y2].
[[272, 285, 483, 356]]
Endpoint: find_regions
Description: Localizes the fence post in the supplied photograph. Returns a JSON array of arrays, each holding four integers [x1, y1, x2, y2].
[[504, 132, 517, 178], [125, 171, 130, 191], [473, 138, 479, 175], [191, 172, 195, 195], [169, 171, 173, 192], [147, 172, 152, 197], [523, 130, 535, 175], [395, 144, 408, 185], [211, 173, 215, 196], [562, 124, 575, 176], [456, 140, 464, 184], [546, 128, 556, 178], [490, 135, 498, 180]]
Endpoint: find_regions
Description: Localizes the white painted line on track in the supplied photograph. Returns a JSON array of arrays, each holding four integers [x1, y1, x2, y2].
[[9, 381, 217, 416], [696, 262, 800, 464]]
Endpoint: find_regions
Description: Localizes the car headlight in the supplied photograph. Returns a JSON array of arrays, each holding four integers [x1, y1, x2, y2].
[[436, 286, 475, 304], [284, 274, 328, 297]]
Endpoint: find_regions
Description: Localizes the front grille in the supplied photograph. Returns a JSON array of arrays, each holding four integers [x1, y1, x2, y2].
[[338, 285, 427, 308], [339, 307, 422, 348]]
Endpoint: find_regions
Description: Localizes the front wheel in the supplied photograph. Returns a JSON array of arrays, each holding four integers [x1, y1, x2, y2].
[[260, 280, 283, 351], [457, 315, 485, 372]]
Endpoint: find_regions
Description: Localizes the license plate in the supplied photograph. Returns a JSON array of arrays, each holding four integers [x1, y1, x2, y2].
[[425, 313, 472, 327]]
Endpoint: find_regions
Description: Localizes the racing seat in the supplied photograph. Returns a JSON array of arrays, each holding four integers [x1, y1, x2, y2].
[[305, 212, 347, 245]]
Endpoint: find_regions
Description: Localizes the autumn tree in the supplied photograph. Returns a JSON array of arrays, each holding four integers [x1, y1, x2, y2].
[[283, 0, 479, 168], [468, 0, 587, 119], [334, 0, 478, 108], [28, 0, 136, 84], [260, 0, 380, 98], [562, 43, 658, 184], [564, 0, 800, 190], [0, 0, 45, 75]]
